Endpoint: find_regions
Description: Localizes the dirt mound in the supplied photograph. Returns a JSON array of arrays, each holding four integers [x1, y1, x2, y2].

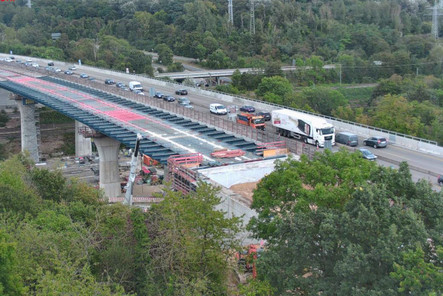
[[229, 181, 259, 202]]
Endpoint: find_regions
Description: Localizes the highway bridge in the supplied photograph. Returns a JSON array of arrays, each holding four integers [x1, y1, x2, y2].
[[0, 55, 441, 194], [155, 65, 336, 80]]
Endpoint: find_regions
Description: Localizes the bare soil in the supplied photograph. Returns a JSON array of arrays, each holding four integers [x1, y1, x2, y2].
[[229, 181, 259, 202]]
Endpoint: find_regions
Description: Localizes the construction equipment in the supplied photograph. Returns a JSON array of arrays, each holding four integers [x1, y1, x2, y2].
[[124, 133, 143, 206], [236, 113, 265, 130], [236, 244, 262, 279]]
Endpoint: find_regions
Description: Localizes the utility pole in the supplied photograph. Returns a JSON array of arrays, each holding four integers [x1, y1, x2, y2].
[[250, 0, 255, 35], [430, 0, 443, 40], [339, 64, 342, 85], [228, 0, 234, 25]]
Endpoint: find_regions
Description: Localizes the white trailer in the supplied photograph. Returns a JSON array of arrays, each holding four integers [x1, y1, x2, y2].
[[271, 109, 335, 147]]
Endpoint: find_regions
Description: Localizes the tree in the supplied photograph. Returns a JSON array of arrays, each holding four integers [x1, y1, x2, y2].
[[0, 231, 23, 296], [155, 43, 173, 66], [391, 246, 443, 295], [256, 76, 293, 99], [145, 182, 242, 295], [300, 87, 347, 116], [249, 153, 442, 295]]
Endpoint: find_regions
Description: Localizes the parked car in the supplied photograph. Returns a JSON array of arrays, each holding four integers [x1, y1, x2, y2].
[[358, 148, 377, 161], [121, 86, 130, 91], [116, 82, 126, 88], [175, 89, 188, 95], [363, 136, 388, 148], [80, 73, 89, 79], [64, 70, 73, 75], [47, 61, 54, 66], [5, 58, 12, 62], [182, 103, 194, 109], [31, 63, 40, 68], [164, 95, 176, 102], [154, 92, 164, 99], [105, 79, 115, 85], [69, 65, 77, 70], [257, 112, 271, 121], [54, 68, 62, 72], [239, 105, 256, 113], [438, 175, 443, 186], [45, 66, 54, 71], [336, 132, 359, 147], [88, 77, 95, 81]]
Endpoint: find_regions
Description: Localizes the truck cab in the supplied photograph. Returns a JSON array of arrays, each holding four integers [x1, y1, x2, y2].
[[237, 113, 265, 130], [129, 81, 143, 92]]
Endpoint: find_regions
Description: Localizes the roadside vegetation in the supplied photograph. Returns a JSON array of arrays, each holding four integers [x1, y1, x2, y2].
[[0, 151, 441, 295]]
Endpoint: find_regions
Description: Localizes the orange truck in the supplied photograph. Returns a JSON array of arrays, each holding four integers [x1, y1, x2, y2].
[[236, 113, 265, 130]]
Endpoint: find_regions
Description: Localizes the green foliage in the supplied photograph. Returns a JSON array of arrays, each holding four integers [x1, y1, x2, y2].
[[145, 182, 243, 295], [298, 87, 347, 116], [391, 246, 443, 295], [250, 153, 442, 295], [215, 84, 240, 94], [0, 110, 9, 127], [0, 230, 23, 296], [29, 168, 67, 203], [155, 43, 174, 66], [167, 62, 184, 72], [39, 110, 74, 124], [256, 76, 293, 105], [237, 279, 274, 296], [57, 132, 75, 155], [249, 150, 377, 239]]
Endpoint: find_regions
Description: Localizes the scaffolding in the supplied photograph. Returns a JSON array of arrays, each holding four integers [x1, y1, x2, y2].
[[166, 153, 203, 194]]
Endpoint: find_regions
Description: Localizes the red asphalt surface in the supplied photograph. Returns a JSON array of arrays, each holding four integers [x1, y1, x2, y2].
[[1, 72, 246, 161]]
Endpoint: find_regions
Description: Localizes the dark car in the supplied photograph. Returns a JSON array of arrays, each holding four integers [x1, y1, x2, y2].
[[239, 105, 255, 113], [175, 89, 188, 95], [47, 61, 54, 66], [438, 175, 443, 186], [105, 79, 115, 85], [336, 132, 359, 147], [257, 112, 271, 121], [363, 136, 388, 148], [164, 95, 176, 102], [116, 82, 126, 88], [80, 73, 89, 79], [64, 70, 73, 75], [133, 89, 145, 95], [358, 148, 377, 161], [154, 92, 164, 99]]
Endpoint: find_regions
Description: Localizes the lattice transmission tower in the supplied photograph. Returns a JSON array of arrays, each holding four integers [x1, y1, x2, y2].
[[228, 0, 234, 25], [431, 0, 443, 40]]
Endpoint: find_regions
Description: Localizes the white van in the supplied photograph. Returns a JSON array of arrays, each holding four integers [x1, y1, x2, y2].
[[129, 81, 143, 92], [209, 103, 227, 115]]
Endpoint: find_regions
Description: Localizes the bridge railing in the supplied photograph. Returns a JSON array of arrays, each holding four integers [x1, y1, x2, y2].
[[4, 60, 439, 147]]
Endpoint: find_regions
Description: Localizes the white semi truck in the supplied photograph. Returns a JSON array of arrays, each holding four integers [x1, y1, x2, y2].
[[271, 109, 335, 147]]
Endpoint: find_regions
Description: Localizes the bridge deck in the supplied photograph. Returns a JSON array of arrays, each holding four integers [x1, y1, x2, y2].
[[0, 71, 261, 164]]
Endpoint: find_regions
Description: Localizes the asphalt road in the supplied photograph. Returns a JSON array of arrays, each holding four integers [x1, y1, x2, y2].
[[0, 54, 442, 191]]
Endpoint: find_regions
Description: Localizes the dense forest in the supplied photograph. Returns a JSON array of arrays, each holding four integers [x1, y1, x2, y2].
[[0, 0, 442, 143], [1, 151, 441, 295]]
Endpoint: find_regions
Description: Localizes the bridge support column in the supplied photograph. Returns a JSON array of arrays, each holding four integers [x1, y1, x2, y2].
[[75, 121, 92, 157], [14, 94, 39, 163], [93, 136, 121, 199]]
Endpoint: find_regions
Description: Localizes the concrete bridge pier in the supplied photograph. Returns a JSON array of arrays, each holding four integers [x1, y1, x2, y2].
[[75, 121, 92, 157], [13, 94, 39, 163], [93, 136, 121, 199]]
